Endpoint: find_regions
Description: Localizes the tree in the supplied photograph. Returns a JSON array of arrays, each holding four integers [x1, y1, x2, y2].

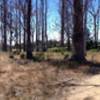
[[20, 0, 27, 51], [26, 0, 33, 59], [8, 2, 13, 52], [65, 0, 73, 50], [71, 0, 86, 62], [88, 1, 100, 48], [59, 0, 72, 49], [40, 0, 48, 51], [44, 0, 48, 51], [2, 0, 8, 51], [36, 0, 40, 51], [60, 0, 65, 46]]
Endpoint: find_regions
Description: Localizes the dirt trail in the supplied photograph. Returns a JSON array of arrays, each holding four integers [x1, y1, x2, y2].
[[67, 75, 100, 100]]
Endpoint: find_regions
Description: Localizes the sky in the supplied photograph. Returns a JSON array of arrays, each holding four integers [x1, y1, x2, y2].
[[0, 0, 99, 43], [47, 0, 60, 41], [32, 0, 60, 41], [87, 0, 100, 39], [47, 0, 100, 41]]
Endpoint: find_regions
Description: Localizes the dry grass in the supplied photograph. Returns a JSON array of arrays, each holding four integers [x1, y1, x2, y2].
[[0, 51, 99, 100]]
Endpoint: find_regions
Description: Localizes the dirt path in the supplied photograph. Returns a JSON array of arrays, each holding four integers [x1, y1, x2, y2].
[[67, 75, 100, 100]]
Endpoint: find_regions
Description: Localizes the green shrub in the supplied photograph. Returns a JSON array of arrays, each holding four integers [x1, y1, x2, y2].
[[33, 52, 46, 61], [89, 49, 99, 52], [48, 47, 67, 53]]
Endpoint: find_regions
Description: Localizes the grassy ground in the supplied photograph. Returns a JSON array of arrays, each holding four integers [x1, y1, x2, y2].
[[0, 50, 100, 100]]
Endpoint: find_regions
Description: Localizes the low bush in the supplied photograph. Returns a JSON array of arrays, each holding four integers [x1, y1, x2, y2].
[[33, 52, 46, 61], [20, 52, 26, 59], [48, 47, 67, 53]]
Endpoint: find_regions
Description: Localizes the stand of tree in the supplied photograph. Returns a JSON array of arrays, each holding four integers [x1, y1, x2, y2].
[[0, 0, 100, 61]]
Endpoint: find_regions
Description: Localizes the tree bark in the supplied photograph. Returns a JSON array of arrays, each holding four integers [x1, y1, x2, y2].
[[2, 0, 7, 51], [71, 0, 86, 62], [26, 0, 33, 59], [60, 0, 65, 46]]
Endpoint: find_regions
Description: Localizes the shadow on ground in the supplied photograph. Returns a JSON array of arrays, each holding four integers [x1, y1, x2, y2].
[[86, 61, 100, 75], [46, 58, 100, 75]]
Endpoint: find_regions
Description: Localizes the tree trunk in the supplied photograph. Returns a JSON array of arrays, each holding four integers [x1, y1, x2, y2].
[[60, 0, 65, 46], [2, 0, 7, 51], [44, 0, 48, 51], [94, 16, 97, 48], [9, 14, 13, 52], [71, 0, 86, 62], [23, 14, 26, 51], [41, 0, 45, 51], [67, 36, 71, 51], [26, 0, 33, 59], [36, 0, 40, 51]]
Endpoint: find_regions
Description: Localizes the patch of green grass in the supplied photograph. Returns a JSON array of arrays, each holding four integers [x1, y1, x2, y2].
[[48, 47, 67, 53], [88, 48, 100, 52], [48, 47, 71, 56], [32, 52, 47, 61]]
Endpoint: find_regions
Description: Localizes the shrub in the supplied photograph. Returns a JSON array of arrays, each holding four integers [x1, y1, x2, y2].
[[20, 52, 26, 59], [48, 47, 67, 53]]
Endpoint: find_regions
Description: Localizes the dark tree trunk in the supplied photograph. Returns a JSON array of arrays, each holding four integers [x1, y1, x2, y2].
[[67, 36, 71, 51], [2, 0, 7, 51], [26, 0, 33, 59], [9, 28, 13, 52], [23, 15, 26, 51], [9, 14, 13, 52], [41, 0, 45, 51], [60, 0, 65, 46], [18, 11, 22, 52], [94, 16, 98, 48], [41, 0, 48, 51], [71, 0, 86, 62], [36, 0, 40, 51], [44, 0, 48, 51]]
